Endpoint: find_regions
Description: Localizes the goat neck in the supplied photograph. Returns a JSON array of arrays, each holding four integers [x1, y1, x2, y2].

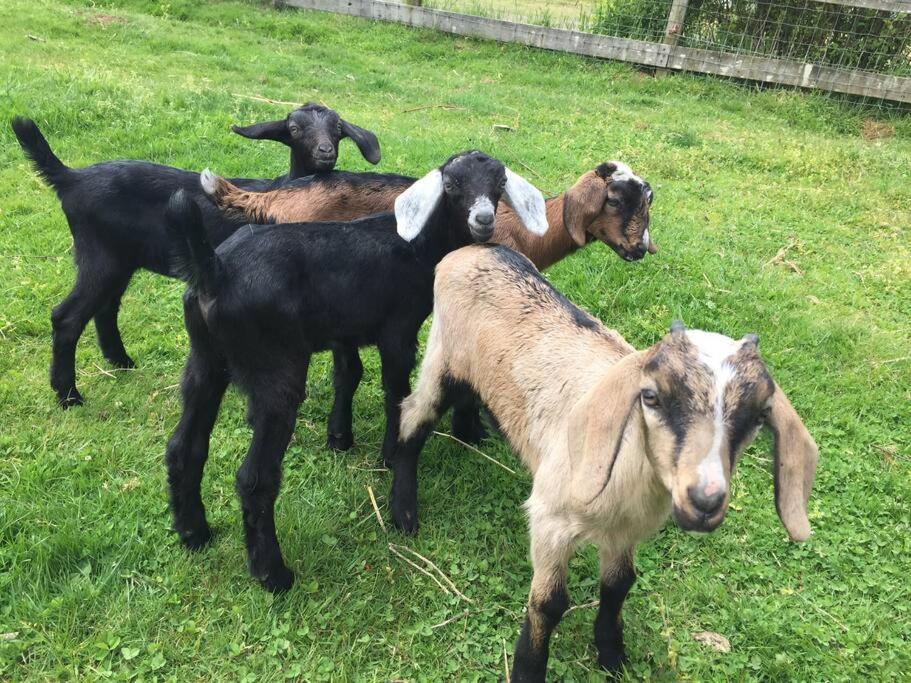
[[494, 195, 578, 270]]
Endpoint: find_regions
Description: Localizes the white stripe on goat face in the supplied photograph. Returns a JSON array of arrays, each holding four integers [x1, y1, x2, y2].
[[468, 196, 495, 232], [686, 330, 742, 496], [608, 161, 645, 186]]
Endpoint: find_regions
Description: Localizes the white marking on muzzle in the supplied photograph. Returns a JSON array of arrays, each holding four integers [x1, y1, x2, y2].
[[468, 196, 495, 232], [642, 228, 651, 250]]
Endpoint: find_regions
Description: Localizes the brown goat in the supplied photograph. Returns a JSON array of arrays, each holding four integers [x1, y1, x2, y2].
[[204, 161, 655, 268], [389, 244, 818, 680]]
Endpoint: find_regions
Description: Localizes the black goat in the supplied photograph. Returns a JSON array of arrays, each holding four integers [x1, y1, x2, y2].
[[164, 151, 548, 592], [10, 103, 380, 407]]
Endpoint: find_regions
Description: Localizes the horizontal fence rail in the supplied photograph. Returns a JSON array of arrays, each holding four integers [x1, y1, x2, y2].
[[280, 0, 911, 104]]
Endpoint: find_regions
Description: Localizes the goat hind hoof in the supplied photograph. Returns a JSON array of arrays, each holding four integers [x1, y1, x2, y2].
[[260, 566, 295, 594], [598, 649, 629, 675], [57, 391, 85, 409], [327, 432, 354, 452], [108, 355, 136, 369], [179, 525, 212, 551]]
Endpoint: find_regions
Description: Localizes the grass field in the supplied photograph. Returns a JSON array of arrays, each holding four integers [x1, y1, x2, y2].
[[1, 0, 910, 680]]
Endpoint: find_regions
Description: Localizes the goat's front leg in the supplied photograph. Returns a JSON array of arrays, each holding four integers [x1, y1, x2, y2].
[[377, 335, 417, 466], [326, 343, 363, 451], [236, 377, 306, 593], [594, 547, 636, 673], [512, 520, 574, 682]]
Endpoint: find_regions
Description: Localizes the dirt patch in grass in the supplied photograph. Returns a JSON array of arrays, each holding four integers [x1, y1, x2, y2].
[[861, 118, 895, 140], [85, 13, 128, 28]]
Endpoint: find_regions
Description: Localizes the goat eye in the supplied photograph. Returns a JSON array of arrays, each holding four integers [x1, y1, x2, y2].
[[606, 198, 620, 207], [443, 181, 455, 192], [641, 389, 659, 407]]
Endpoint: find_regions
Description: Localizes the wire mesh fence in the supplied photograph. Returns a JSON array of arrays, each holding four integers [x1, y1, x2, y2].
[[283, 0, 911, 108]]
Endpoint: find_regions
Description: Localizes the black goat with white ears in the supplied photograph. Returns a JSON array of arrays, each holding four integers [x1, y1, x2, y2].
[[163, 150, 548, 592], [10, 104, 380, 407]]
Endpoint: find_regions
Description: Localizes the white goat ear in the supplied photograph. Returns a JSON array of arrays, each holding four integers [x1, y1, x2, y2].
[[395, 169, 444, 242], [503, 168, 548, 236]]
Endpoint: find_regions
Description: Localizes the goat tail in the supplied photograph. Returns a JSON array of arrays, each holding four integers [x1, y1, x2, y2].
[[11, 117, 72, 191], [199, 167, 259, 222], [165, 189, 221, 297]]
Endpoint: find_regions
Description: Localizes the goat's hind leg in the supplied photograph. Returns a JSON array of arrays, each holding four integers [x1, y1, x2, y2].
[[236, 361, 309, 593], [165, 313, 229, 550], [512, 521, 574, 682], [326, 342, 363, 451], [50, 263, 127, 407], [94, 276, 135, 369]]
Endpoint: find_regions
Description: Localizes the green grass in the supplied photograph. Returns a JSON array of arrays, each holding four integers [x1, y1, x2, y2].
[[1, 0, 910, 680]]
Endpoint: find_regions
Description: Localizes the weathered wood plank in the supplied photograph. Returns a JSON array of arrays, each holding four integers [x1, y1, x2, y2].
[[665, 47, 911, 102], [813, 0, 910, 14], [283, 0, 671, 67], [280, 0, 911, 103]]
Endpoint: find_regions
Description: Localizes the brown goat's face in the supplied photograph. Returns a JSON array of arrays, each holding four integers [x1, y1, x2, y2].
[[562, 162, 654, 261], [639, 327, 774, 533]]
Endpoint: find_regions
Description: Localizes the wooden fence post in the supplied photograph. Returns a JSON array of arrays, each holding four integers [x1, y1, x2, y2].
[[658, 0, 689, 76]]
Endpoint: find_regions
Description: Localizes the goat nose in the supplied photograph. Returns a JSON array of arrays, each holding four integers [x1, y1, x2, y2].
[[688, 486, 725, 516], [318, 143, 334, 155], [475, 210, 494, 226]]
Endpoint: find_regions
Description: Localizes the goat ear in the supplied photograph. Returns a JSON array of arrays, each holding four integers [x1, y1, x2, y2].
[[562, 171, 607, 247], [765, 382, 818, 541], [395, 169, 444, 242], [231, 119, 290, 144], [567, 352, 644, 508], [340, 119, 381, 165], [502, 168, 548, 236]]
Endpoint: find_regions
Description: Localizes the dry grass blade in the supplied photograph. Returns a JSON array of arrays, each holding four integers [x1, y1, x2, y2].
[[430, 609, 470, 630], [503, 638, 511, 682], [232, 93, 304, 107], [366, 485, 386, 533], [564, 599, 599, 615], [402, 103, 466, 113], [388, 545, 451, 596], [432, 430, 516, 475], [390, 542, 473, 603]]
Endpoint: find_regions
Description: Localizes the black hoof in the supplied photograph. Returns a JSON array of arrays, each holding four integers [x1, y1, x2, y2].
[[390, 501, 419, 535], [108, 354, 136, 369], [259, 565, 294, 594], [452, 422, 486, 446], [57, 389, 84, 409], [327, 431, 353, 452], [178, 524, 212, 551], [598, 649, 629, 674]]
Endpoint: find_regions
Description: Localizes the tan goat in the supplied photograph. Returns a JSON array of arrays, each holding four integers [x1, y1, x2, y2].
[[204, 161, 656, 268], [389, 244, 818, 681]]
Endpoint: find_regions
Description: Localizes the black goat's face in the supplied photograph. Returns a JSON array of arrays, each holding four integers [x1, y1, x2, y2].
[[441, 152, 508, 242], [395, 151, 548, 243], [232, 103, 381, 173]]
